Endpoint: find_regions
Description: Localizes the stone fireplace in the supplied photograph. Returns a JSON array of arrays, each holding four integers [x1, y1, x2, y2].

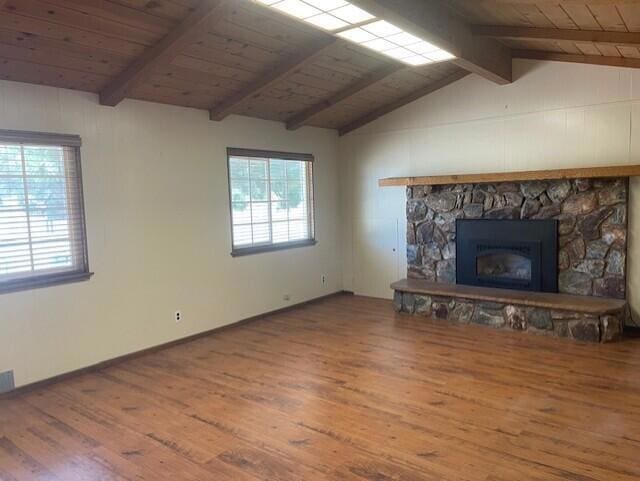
[[407, 178, 628, 299], [391, 171, 634, 343]]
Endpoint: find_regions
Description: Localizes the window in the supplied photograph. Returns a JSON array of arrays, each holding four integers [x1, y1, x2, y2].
[[0, 130, 91, 293], [227, 148, 315, 256]]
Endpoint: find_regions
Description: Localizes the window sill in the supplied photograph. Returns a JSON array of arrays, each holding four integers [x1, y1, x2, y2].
[[231, 239, 317, 257], [0, 271, 94, 295]]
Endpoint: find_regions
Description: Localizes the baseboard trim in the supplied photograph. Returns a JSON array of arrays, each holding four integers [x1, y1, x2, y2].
[[1, 290, 352, 400]]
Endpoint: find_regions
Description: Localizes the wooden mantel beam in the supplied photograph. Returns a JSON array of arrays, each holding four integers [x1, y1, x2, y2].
[[513, 50, 640, 70], [100, 0, 229, 107], [473, 25, 640, 47], [285, 64, 403, 131], [339, 70, 469, 136], [348, 0, 512, 85], [210, 38, 337, 122], [379, 165, 640, 187]]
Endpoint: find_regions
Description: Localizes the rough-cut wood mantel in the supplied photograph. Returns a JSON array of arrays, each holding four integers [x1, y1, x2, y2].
[[379, 165, 640, 187], [392, 279, 626, 315]]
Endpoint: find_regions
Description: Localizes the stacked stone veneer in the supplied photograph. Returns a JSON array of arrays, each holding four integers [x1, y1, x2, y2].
[[393, 291, 626, 342], [406, 178, 628, 298], [396, 177, 632, 342]]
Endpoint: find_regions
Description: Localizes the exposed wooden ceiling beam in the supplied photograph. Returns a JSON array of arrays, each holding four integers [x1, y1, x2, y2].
[[209, 38, 337, 122], [473, 25, 640, 47], [513, 50, 640, 69], [339, 70, 470, 136], [348, 0, 512, 85], [100, 0, 229, 107], [285, 64, 403, 131]]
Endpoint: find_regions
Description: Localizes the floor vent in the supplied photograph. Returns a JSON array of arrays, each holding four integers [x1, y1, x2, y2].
[[0, 370, 15, 394]]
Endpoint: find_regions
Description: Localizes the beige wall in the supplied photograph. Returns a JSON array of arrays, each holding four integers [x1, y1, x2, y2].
[[0, 80, 342, 388], [339, 59, 640, 318]]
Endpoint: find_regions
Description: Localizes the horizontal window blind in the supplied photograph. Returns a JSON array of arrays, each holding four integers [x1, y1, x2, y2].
[[227, 148, 315, 255], [0, 132, 89, 290]]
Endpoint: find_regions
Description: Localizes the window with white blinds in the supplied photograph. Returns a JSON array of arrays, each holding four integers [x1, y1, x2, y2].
[[0, 130, 91, 293], [227, 148, 315, 256]]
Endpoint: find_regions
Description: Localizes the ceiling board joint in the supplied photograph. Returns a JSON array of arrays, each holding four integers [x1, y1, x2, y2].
[[339, 70, 470, 136], [286, 64, 404, 131], [209, 37, 338, 122]]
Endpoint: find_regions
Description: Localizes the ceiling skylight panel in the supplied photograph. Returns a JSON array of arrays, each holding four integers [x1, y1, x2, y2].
[[403, 55, 433, 66], [337, 27, 376, 43], [362, 37, 396, 52], [383, 47, 414, 60], [362, 20, 402, 37], [254, 0, 456, 67], [303, 0, 348, 9], [386, 31, 422, 47], [330, 4, 375, 23], [305, 13, 349, 31], [272, 0, 321, 19], [408, 41, 440, 54], [426, 50, 456, 61]]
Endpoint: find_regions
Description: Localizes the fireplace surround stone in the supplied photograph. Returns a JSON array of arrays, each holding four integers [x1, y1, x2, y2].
[[395, 175, 633, 342], [406, 178, 628, 299]]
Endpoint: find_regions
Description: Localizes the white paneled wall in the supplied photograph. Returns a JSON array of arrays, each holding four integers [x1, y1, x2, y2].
[[340, 59, 640, 318], [3, 58, 640, 387], [0, 80, 342, 388]]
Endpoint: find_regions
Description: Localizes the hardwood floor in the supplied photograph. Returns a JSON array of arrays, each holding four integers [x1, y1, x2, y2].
[[2, 294, 640, 481]]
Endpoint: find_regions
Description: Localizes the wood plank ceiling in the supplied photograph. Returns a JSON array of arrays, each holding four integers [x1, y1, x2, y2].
[[0, 1, 639, 135], [451, 1, 640, 66]]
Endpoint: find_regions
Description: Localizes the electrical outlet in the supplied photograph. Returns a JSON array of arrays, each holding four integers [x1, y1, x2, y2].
[[175, 310, 182, 323], [283, 293, 291, 302]]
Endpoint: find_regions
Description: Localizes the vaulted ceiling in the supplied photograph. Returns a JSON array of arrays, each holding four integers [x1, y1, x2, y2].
[[451, 1, 640, 69], [0, 1, 638, 136]]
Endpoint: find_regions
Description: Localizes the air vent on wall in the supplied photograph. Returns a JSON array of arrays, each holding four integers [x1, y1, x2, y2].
[[0, 370, 15, 394]]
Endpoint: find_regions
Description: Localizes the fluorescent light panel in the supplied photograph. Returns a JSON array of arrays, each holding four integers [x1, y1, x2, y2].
[[304, 0, 348, 9], [271, 0, 320, 19], [305, 13, 348, 30], [337, 27, 376, 43], [387, 31, 422, 46], [362, 37, 396, 53], [330, 4, 374, 23], [362, 20, 401, 37], [255, 0, 455, 67], [339, 21, 456, 65]]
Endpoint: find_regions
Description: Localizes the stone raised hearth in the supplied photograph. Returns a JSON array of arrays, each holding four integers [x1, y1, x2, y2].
[[382, 165, 638, 343], [392, 279, 627, 343]]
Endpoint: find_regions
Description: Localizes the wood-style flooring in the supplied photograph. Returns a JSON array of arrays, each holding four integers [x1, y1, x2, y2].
[[1, 294, 640, 481]]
